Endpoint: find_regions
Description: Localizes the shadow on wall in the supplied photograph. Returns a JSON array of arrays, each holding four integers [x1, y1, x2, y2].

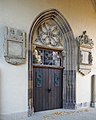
[[0, 69, 2, 114]]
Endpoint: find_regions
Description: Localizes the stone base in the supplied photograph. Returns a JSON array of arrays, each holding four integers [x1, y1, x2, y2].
[[28, 107, 34, 117], [63, 103, 76, 109], [63, 102, 91, 110], [76, 102, 90, 109], [90, 102, 96, 108]]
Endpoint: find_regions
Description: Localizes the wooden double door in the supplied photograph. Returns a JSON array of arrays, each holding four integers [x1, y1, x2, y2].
[[33, 66, 63, 112]]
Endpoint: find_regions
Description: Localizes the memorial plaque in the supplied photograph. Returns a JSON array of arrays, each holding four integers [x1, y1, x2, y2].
[[4, 26, 26, 65], [77, 31, 94, 75]]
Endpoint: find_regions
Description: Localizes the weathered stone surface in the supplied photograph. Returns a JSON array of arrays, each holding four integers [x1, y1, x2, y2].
[[4, 26, 26, 65]]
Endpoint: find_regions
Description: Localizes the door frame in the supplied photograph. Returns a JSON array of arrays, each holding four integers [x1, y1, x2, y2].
[[28, 9, 77, 115]]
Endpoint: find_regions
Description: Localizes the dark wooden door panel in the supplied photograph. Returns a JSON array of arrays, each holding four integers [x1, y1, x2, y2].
[[33, 67, 63, 112], [42, 68, 49, 110], [33, 67, 43, 111], [49, 69, 62, 109]]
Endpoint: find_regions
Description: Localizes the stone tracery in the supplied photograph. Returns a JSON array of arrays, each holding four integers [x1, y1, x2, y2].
[[34, 20, 63, 48]]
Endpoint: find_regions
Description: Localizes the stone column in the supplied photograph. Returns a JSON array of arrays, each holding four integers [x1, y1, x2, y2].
[[91, 75, 96, 107]]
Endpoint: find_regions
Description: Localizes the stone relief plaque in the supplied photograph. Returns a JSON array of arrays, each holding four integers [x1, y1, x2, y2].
[[4, 26, 26, 65], [77, 31, 94, 75]]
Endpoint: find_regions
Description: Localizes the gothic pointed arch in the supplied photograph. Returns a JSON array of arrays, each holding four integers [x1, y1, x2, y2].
[[28, 9, 77, 115]]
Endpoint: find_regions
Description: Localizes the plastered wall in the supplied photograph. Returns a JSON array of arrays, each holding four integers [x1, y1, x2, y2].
[[0, 0, 96, 114]]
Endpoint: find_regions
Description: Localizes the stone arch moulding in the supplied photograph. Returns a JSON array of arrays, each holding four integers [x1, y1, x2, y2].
[[28, 9, 77, 116]]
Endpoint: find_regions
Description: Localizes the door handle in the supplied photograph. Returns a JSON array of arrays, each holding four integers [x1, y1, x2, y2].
[[48, 88, 51, 93]]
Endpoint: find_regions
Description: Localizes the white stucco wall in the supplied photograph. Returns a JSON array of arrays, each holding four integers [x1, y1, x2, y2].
[[0, 0, 96, 115]]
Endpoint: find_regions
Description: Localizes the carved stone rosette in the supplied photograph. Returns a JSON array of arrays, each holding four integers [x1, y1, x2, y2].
[[4, 26, 26, 65], [77, 31, 94, 75], [34, 20, 64, 50]]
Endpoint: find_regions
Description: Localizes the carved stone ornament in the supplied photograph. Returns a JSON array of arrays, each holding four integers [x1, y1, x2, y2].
[[78, 31, 94, 48], [77, 31, 94, 75], [4, 26, 26, 65], [34, 20, 64, 49]]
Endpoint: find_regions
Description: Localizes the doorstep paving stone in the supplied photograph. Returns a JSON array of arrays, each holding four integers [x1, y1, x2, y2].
[[26, 108, 96, 120]]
